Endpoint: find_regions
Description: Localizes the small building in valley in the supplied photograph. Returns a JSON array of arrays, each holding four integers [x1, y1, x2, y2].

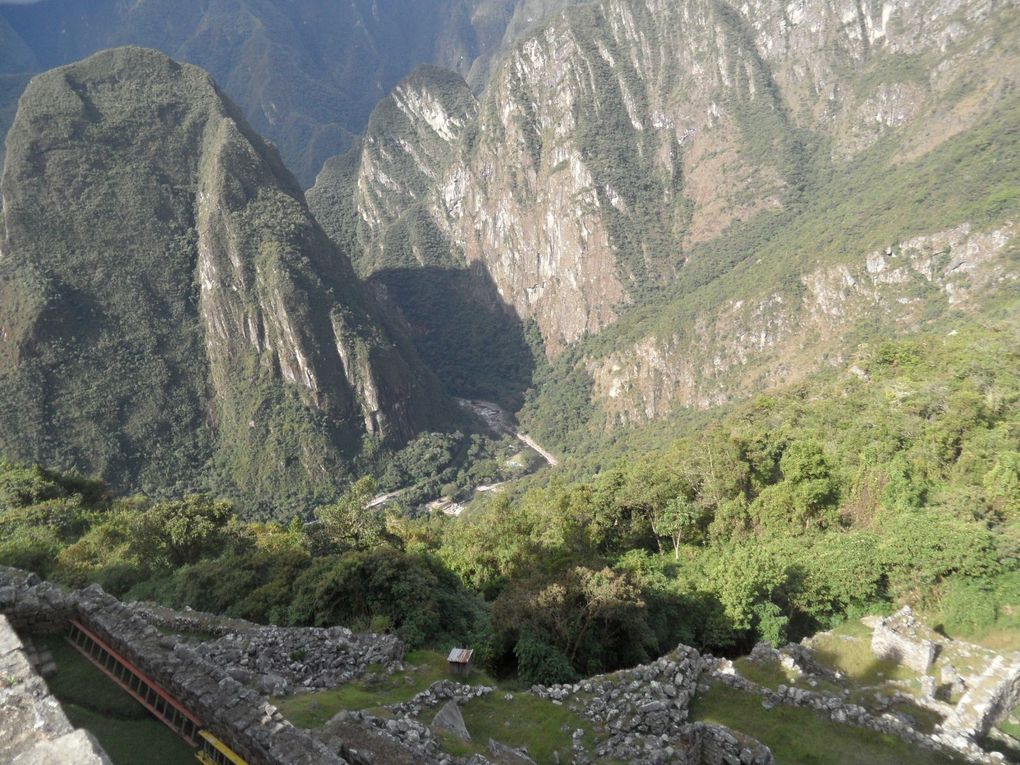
[[447, 647, 474, 678]]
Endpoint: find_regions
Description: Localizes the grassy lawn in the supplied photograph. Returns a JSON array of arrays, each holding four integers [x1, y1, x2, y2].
[[41, 636, 196, 765], [887, 700, 946, 735], [733, 656, 843, 695], [828, 619, 875, 640], [998, 705, 1020, 739], [691, 684, 965, 765], [435, 692, 598, 765], [275, 649, 493, 728], [809, 632, 918, 686], [733, 657, 795, 689]]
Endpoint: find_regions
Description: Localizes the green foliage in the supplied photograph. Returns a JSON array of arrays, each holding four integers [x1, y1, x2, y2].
[[513, 632, 579, 686], [315, 477, 384, 551], [371, 267, 538, 408], [287, 548, 490, 649], [128, 495, 233, 569]]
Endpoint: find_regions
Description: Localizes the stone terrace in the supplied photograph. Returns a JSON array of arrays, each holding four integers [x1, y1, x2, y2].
[[0, 613, 111, 765]]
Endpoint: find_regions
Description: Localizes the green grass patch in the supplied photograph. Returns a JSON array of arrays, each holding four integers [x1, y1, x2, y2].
[[733, 657, 795, 689], [828, 619, 876, 640], [42, 636, 150, 719], [888, 700, 946, 735], [808, 633, 918, 686], [691, 684, 964, 765], [60, 702, 196, 765], [436, 692, 596, 765], [997, 704, 1020, 739], [275, 649, 492, 728], [41, 636, 195, 765]]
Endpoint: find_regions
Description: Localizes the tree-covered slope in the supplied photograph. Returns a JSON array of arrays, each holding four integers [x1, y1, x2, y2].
[[0, 47, 456, 512]]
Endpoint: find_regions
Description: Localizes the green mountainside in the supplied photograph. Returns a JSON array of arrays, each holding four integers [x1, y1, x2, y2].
[[0, 2, 1018, 763], [308, 65, 538, 406], [308, 0, 1020, 448], [0, 0, 588, 186], [0, 47, 457, 513]]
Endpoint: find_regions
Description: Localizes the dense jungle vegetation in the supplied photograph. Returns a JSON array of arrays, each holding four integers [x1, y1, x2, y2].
[[3, 318, 1017, 684]]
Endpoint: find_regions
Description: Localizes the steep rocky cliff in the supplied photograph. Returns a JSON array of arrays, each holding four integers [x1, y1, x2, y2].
[[310, 65, 480, 275], [0, 47, 454, 507], [309, 66, 536, 406], [312, 0, 1020, 434]]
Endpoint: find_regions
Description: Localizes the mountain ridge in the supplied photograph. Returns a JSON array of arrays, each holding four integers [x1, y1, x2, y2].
[[0, 46, 457, 511], [308, 0, 1020, 445]]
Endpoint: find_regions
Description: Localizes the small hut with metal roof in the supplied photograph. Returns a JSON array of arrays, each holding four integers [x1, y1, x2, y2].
[[447, 647, 474, 678]]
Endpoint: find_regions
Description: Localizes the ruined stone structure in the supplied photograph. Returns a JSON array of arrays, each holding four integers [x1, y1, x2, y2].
[[0, 614, 112, 765], [870, 605, 1020, 747], [946, 656, 1020, 740], [0, 567, 347, 765], [870, 606, 940, 673], [22, 565, 1003, 765], [530, 646, 774, 764], [709, 659, 1007, 764]]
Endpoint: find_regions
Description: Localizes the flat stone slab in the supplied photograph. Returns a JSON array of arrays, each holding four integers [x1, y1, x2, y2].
[[432, 699, 471, 741]]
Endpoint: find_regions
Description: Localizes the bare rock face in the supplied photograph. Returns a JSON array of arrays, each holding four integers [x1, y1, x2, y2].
[[308, 0, 1019, 435], [432, 0, 794, 355], [310, 65, 479, 276], [431, 699, 472, 741], [586, 222, 1018, 424], [0, 47, 454, 507]]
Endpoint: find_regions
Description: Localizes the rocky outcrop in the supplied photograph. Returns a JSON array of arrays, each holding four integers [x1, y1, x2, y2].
[[587, 222, 1018, 424], [0, 615, 112, 765], [321, 0, 1020, 364], [432, 699, 472, 741], [0, 47, 455, 507]]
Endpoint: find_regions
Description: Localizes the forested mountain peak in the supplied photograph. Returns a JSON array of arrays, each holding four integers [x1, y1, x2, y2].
[[0, 46, 456, 511]]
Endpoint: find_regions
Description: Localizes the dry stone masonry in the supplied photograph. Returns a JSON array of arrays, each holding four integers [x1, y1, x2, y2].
[[0, 567, 348, 765], [529, 646, 773, 765], [714, 606, 1020, 764], [0, 614, 112, 765], [10, 566, 1001, 765], [193, 624, 403, 696], [870, 606, 939, 673]]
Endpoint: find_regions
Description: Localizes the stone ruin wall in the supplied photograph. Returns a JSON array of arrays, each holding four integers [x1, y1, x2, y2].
[[532, 646, 774, 765], [873, 606, 1020, 743], [0, 566, 779, 765], [948, 655, 1020, 740], [0, 567, 346, 765], [870, 606, 938, 673], [707, 663, 1004, 765], [0, 613, 112, 765]]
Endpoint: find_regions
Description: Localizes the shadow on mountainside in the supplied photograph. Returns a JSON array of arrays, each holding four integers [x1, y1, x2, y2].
[[369, 261, 537, 412]]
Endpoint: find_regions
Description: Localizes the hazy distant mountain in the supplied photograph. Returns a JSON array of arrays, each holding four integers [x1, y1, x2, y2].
[[309, 0, 1020, 445], [0, 0, 587, 185]]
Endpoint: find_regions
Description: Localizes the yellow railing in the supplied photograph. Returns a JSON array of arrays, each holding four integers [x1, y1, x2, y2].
[[196, 730, 248, 765]]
